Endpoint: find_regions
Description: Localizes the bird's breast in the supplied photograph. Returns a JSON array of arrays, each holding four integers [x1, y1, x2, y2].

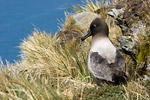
[[90, 38, 117, 63]]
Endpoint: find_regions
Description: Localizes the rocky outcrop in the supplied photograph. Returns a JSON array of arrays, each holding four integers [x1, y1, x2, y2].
[[55, 0, 150, 79], [73, 12, 100, 30]]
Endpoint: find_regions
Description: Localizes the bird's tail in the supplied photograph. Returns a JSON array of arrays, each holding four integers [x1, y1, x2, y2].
[[113, 74, 128, 85]]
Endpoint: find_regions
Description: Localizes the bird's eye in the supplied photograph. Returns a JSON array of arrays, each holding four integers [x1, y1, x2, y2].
[[93, 24, 96, 27]]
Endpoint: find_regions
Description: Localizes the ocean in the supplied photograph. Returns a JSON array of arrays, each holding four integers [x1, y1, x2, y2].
[[0, 0, 82, 64]]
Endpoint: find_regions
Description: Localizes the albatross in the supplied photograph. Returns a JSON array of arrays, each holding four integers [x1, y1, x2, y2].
[[81, 18, 127, 85]]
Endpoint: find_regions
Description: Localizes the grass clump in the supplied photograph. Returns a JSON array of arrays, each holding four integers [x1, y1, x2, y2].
[[0, 0, 150, 99], [70, 0, 109, 14], [20, 30, 91, 80], [58, 14, 84, 34], [0, 30, 93, 100], [0, 65, 63, 100]]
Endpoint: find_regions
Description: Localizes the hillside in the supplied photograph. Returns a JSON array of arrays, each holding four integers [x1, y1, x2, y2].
[[0, 0, 150, 99]]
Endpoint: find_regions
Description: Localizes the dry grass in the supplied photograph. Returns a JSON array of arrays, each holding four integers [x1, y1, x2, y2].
[[0, 30, 149, 99], [0, 0, 150, 99], [57, 13, 84, 34], [0, 30, 93, 99], [19, 30, 91, 79], [70, 0, 110, 13], [124, 79, 150, 100], [0, 63, 62, 100]]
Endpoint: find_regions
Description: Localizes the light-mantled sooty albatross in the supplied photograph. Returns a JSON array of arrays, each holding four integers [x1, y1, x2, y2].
[[81, 18, 127, 86]]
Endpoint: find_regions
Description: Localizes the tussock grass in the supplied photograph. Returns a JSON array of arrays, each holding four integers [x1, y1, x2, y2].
[[0, 0, 150, 99], [70, 0, 109, 13], [1, 30, 149, 99], [19, 30, 94, 99], [0, 30, 93, 99], [20, 30, 91, 81], [58, 13, 84, 34], [0, 63, 62, 100]]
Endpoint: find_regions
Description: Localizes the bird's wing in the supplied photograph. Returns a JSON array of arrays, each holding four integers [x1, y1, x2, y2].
[[112, 50, 126, 76], [89, 51, 114, 81], [89, 50, 126, 82]]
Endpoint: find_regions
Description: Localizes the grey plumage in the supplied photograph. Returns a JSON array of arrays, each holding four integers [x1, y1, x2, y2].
[[89, 50, 126, 85], [81, 18, 127, 85]]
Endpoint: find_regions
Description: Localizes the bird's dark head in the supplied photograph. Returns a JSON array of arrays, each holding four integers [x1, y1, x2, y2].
[[81, 18, 109, 41]]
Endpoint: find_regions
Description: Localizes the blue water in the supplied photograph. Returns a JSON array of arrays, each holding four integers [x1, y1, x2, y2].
[[0, 0, 82, 64]]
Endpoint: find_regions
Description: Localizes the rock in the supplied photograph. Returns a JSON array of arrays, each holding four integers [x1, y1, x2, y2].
[[146, 64, 150, 71], [106, 16, 123, 46], [107, 3, 128, 37], [144, 75, 150, 80], [108, 8, 124, 18], [55, 12, 100, 51], [73, 12, 100, 30], [119, 25, 129, 34], [58, 12, 123, 47], [117, 36, 135, 53], [131, 27, 139, 40], [131, 21, 143, 35], [117, 36, 137, 66], [131, 20, 146, 40]]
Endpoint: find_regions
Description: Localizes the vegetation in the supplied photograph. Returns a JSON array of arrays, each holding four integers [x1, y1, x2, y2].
[[0, 0, 150, 99]]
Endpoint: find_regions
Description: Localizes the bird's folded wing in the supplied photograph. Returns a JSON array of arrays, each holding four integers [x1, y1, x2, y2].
[[89, 51, 126, 82], [113, 50, 126, 74]]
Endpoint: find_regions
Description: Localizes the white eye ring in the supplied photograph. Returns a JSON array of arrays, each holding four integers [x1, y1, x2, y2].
[[93, 24, 96, 27]]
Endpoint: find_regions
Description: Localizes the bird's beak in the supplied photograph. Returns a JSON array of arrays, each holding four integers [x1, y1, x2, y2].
[[81, 29, 91, 41]]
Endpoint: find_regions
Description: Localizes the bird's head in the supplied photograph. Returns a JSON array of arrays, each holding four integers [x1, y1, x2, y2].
[[81, 18, 109, 41]]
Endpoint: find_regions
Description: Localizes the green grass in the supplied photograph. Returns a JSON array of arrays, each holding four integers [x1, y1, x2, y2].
[[73, 84, 126, 100]]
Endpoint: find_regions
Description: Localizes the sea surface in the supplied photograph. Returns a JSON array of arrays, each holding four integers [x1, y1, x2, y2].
[[0, 0, 82, 64]]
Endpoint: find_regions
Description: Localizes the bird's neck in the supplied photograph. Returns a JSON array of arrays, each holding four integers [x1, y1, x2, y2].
[[92, 33, 109, 45], [91, 35, 111, 48]]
